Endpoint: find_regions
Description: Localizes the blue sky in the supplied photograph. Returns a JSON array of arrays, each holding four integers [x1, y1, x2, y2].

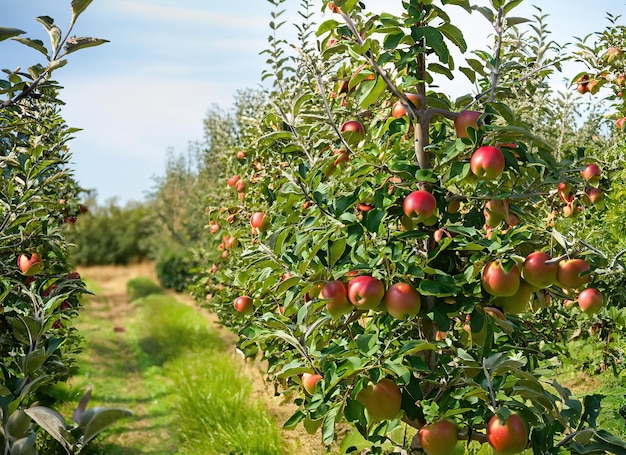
[[2, 0, 623, 205]]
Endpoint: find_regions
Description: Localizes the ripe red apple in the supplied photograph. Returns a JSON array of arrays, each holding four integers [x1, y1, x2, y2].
[[557, 258, 590, 290], [578, 288, 603, 315], [617, 117, 626, 129], [482, 261, 521, 297], [250, 212, 270, 232], [522, 251, 558, 289], [236, 150, 247, 160], [384, 282, 421, 320], [235, 178, 246, 193], [227, 175, 241, 188], [580, 163, 601, 184], [454, 110, 481, 138], [584, 187, 604, 207], [418, 419, 458, 455], [234, 296, 254, 315], [484, 199, 509, 228], [402, 190, 437, 220], [391, 93, 419, 119], [470, 146, 505, 180], [302, 372, 323, 395], [17, 253, 44, 276], [487, 414, 528, 455], [347, 275, 385, 310], [340, 120, 365, 145], [493, 280, 533, 314], [320, 280, 352, 318], [356, 378, 402, 421], [576, 74, 590, 94], [356, 203, 374, 212]]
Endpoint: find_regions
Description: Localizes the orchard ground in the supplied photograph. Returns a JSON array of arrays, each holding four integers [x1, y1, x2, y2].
[[57, 263, 332, 454]]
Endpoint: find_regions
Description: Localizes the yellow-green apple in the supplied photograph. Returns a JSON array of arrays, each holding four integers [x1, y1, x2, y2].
[[418, 419, 458, 455], [484, 199, 509, 227], [17, 253, 43, 276], [454, 110, 481, 138], [447, 199, 460, 214], [302, 372, 323, 395], [521, 251, 557, 289], [340, 120, 365, 145], [482, 261, 521, 297], [493, 280, 533, 314], [384, 282, 421, 319], [356, 378, 402, 420], [347, 275, 385, 310], [391, 93, 419, 119], [577, 287, 603, 315], [487, 414, 528, 455], [557, 258, 590, 289], [581, 163, 601, 184], [250, 212, 270, 232], [402, 190, 437, 220], [470, 146, 505, 180], [320, 280, 352, 318], [234, 296, 254, 315]]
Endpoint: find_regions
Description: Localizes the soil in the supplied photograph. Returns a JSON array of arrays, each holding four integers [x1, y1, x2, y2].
[[77, 263, 333, 455]]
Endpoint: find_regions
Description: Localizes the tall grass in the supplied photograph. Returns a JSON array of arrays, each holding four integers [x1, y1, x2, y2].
[[134, 294, 286, 455]]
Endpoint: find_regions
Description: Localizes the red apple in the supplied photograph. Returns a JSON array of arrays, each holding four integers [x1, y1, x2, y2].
[[227, 175, 241, 188], [236, 150, 247, 159], [558, 182, 575, 203], [418, 419, 458, 455], [402, 190, 437, 220], [302, 372, 323, 395], [384, 282, 421, 320], [234, 296, 254, 315], [617, 117, 626, 129], [340, 120, 365, 145], [482, 261, 521, 297], [484, 199, 509, 227], [250, 212, 270, 232], [581, 163, 601, 184], [578, 287, 603, 315], [347, 275, 385, 310], [320, 280, 352, 318], [356, 378, 402, 420], [391, 93, 420, 119], [584, 187, 603, 206], [17, 253, 43, 276], [235, 178, 246, 193], [557, 258, 590, 290], [470, 146, 505, 180], [454, 110, 481, 138], [487, 414, 528, 455], [522, 251, 558, 289]]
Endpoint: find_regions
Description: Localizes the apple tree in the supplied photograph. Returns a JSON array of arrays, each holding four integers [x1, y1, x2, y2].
[[197, 0, 626, 453], [0, 2, 131, 454]]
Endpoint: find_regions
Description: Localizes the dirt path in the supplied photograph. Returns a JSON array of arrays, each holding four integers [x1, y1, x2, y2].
[[76, 263, 330, 455]]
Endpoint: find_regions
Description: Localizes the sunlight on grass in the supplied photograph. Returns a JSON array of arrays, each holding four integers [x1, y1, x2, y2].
[[134, 294, 286, 455]]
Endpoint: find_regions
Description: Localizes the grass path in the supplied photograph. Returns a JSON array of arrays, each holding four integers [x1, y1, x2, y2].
[[57, 263, 328, 454]]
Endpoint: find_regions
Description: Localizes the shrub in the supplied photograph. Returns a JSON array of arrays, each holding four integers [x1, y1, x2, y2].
[[126, 277, 165, 302]]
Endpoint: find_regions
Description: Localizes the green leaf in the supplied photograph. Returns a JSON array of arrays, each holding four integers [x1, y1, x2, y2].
[[505, 17, 531, 26], [24, 406, 71, 453], [397, 340, 437, 356], [357, 75, 387, 109], [383, 32, 404, 50], [438, 23, 467, 52], [329, 238, 347, 267], [71, 0, 94, 21], [80, 407, 133, 445], [64, 36, 109, 55], [316, 19, 341, 36], [322, 406, 339, 445], [283, 410, 306, 429], [412, 26, 449, 64], [0, 27, 25, 42], [579, 395, 602, 430], [12, 38, 48, 57], [503, 0, 524, 15]]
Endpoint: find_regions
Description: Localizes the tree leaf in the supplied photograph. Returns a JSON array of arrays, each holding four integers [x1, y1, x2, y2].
[[12, 38, 49, 57], [80, 407, 133, 445], [64, 36, 109, 55], [71, 0, 94, 22], [24, 406, 71, 454], [0, 27, 25, 42]]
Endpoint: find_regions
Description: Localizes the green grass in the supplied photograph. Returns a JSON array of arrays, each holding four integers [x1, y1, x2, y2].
[[126, 276, 165, 302]]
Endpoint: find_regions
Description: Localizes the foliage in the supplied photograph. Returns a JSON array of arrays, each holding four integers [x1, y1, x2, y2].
[[190, 0, 626, 453], [0, 3, 128, 453], [126, 277, 164, 302], [155, 249, 202, 292], [66, 196, 152, 266]]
